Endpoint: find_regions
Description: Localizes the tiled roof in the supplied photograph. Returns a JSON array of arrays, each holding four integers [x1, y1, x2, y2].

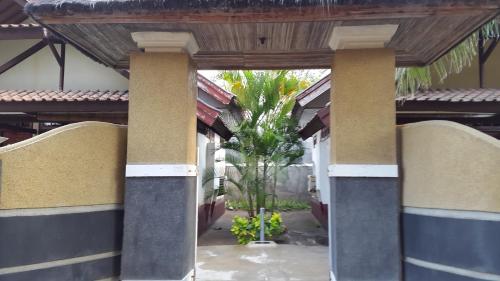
[[0, 89, 129, 102], [397, 89, 500, 102], [0, 89, 233, 139], [296, 75, 330, 102], [297, 74, 500, 106], [197, 74, 235, 105], [299, 88, 500, 140]]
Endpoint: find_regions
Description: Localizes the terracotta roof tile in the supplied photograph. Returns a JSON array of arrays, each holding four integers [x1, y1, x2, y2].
[[397, 89, 500, 103], [0, 88, 234, 139], [0, 89, 130, 102]]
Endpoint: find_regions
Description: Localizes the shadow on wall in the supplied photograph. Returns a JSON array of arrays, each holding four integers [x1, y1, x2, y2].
[[398, 120, 500, 281], [0, 122, 127, 281]]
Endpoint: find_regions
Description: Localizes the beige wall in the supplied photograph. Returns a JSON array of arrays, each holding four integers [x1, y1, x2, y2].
[[331, 49, 397, 164], [431, 43, 500, 89], [399, 121, 500, 212], [0, 122, 127, 209], [127, 52, 197, 164], [0, 40, 128, 90]]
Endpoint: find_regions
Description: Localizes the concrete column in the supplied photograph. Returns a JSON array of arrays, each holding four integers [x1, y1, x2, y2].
[[121, 32, 199, 281], [328, 25, 401, 281]]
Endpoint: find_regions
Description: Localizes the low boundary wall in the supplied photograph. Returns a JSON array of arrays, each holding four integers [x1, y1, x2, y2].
[[399, 121, 500, 281], [0, 122, 127, 281]]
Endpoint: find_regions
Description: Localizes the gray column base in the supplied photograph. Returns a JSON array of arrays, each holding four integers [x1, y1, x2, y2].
[[121, 176, 196, 280], [329, 177, 401, 281]]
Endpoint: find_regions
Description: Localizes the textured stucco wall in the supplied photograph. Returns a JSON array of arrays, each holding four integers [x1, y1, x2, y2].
[[0, 122, 127, 209], [0, 40, 128, 90], [127, 52, 197, 164], [399, 121, 500, 212], [331, 49, 396, 164]]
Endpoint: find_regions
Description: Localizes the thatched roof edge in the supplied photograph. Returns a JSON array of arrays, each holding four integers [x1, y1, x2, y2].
[[26, 0, 493, 16]]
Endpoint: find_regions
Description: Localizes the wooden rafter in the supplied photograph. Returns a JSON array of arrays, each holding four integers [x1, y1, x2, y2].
[[0, 40, 47, 75], [45, 38, 67, 90], [478, 30, 499, 88]]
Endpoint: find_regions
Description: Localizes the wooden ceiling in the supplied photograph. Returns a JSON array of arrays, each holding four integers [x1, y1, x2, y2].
[[27, 1, 500, 69], [0, 0, 27, 24]]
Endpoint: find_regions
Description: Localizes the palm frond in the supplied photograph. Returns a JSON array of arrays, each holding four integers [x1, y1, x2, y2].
[[396, 18, 498, 97]]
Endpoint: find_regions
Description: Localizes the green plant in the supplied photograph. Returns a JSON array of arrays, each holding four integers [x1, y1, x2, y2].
[[219, 70, 306, 217], [396, 19, 499, 97], [226, 199, 310, 212], [230, 213, 285, 245]]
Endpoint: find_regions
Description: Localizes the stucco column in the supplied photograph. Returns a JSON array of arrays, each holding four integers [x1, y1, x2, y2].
[[328, 25, 401, 281], [121, 32, 199, 281]]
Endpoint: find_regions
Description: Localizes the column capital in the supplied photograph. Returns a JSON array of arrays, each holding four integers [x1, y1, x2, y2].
[[328, 25, 399, 50], [126, 164, 198, 177], [131, 31, 199, 55]]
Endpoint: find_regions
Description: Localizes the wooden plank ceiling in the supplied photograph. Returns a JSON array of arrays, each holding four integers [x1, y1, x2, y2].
[[27, 1, 500, 69], [0, 0, 27, 24]]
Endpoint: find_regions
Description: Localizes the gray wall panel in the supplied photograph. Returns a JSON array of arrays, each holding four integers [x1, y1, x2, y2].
[[121, 176, 196, 280], [403, 213, 500, 275], [329, 177, 401, 281], [404, 262, 484, 281], [0, 210, 123, 268], [0, 255, 120, 281]]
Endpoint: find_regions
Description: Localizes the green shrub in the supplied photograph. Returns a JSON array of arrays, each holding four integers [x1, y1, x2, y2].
[[230, 213, 286, 245], [226, 199, 310, 212]]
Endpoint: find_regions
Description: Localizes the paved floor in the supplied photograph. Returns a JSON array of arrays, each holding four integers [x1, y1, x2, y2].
[[196, 210, 329, 280], [196, 245, 329, 281], [198, 210, 328, 246]]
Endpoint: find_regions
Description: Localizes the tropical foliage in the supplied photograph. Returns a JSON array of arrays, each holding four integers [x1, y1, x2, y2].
[[218, 70, 307, 218], [226, 199, 311, 212], [230, 213, 285, 245], [396, 19, 499, 97]]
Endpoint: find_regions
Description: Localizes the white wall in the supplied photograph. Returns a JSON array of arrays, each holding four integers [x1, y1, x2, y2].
[[197, 133, 208, 205], [311, 131, 330, 204], [0, 40, 128, 90]]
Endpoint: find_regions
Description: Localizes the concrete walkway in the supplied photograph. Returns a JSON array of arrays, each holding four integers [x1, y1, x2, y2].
[[198, 210, 328, 246], [196, 244, 329, 281]]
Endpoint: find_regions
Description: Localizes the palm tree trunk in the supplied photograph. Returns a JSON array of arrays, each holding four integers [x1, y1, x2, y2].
[[246, 187, 254, 217], [270, 165, 278, 213], [254, 156, 260, 214], [262, 160, 268, 211]]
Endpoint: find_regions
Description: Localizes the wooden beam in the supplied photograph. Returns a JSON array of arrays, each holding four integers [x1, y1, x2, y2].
[[482, 38, 499, 63], [0, 123, 36, 134], [115, 69, 129, 79], [0, 113, 36, 122], [31, 4, 500, 24], [59, 43, 65, 90], [479, 30, 485, 88], [0, 40, 47, 76], [45, 38, 63, 66], [37, 112, 127, 123], [0, 25, 44, 40]]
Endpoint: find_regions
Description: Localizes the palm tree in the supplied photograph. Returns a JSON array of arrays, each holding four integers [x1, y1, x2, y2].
[[219, 70, 307, 216], [396, 18, 499, 97]]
